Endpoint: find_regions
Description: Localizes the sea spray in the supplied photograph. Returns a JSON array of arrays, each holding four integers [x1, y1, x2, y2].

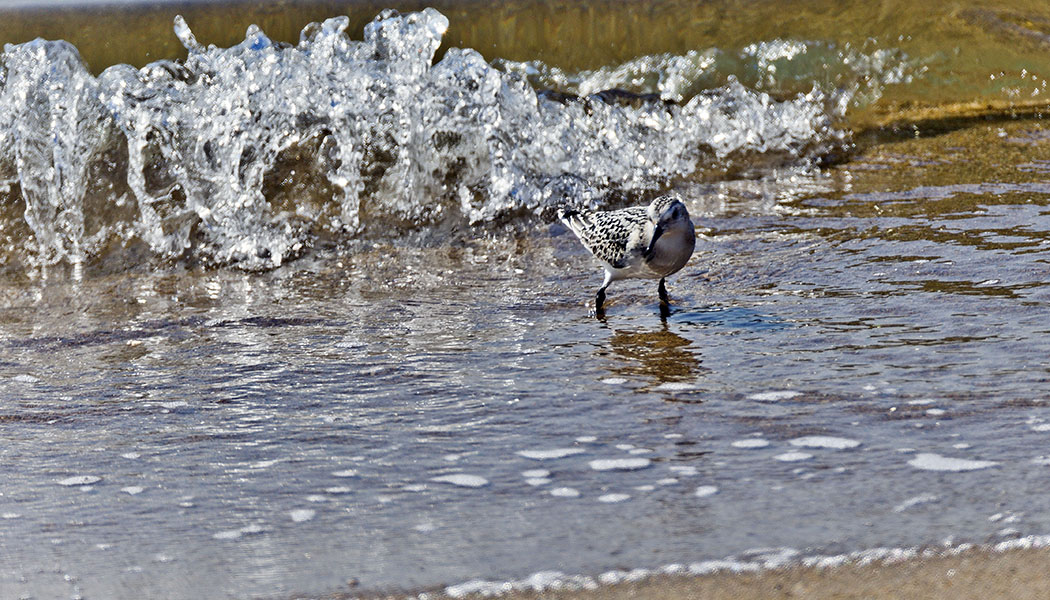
[[0, 8, 852, 271]]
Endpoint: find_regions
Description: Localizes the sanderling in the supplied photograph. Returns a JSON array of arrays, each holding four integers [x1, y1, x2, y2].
[[559, 194, 695, 315]]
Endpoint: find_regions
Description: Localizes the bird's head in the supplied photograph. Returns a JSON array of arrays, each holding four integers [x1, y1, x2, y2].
[[647, 195, 691, 228]]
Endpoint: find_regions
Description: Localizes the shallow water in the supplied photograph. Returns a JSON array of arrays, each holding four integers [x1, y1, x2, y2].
[[6, 118, 1050, 599], [5, 4, 1050, 600]]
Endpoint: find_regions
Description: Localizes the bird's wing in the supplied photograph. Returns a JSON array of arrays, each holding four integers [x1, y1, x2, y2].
[[560, 206, 647, 268]]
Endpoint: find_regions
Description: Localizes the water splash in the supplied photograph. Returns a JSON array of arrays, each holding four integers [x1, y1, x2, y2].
[[497, 39, 915, 105], [0, 8, 853, 271]]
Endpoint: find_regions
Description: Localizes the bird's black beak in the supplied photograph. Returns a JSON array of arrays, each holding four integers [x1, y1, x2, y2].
[[644, 224, 664, 258]]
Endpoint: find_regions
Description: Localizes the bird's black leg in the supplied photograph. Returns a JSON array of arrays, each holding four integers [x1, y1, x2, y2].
[[658, 278, 671, 319], [595, 285, 608, 316]]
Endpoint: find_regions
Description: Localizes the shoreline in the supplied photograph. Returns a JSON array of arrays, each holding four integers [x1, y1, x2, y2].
[[333, 538, 1050, 600], [466, 546, 1050, 600]]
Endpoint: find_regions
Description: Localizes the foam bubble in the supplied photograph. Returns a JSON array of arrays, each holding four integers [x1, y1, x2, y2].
[[58, 475, 102, 486], [589, 458, 651, 471], [601, 377, 627, 385], [430, 474, 490, 488], [525, 478, 551, 486], [290, 509, 316, 522], [653, 382, 698, 391], [598, 493, 631, 503], [550, 487, 580, 498], [213, 529, 242, 540], [121, 486, 145, 495], [522, 469, 550, 478], [748, 391, 801, 402], [774, 452, 813, 462], [331, 469, 359, 478], [907, 453, 998, 472], [657, 478, 679, 486], [694, 485, 719, 497], [668, 466, 698, 476], [789, 436, 860, 449], [517, 448, 585, 460], [732, 439, 770, 449], [575, 436, 598, 443], [13, 374, 40, 383]]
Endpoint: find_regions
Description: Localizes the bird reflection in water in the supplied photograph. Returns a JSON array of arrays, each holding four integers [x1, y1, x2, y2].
[[603, 325, 705, 392]]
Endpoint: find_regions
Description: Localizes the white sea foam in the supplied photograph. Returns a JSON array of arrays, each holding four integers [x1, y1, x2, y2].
[[517, 448, 585, 460], [13, 374, 40, 383], [653, 382, 698, 391], [892, 493, 939, 512], [431, 474, 490, 488], [121, 452, 141, 460], [525, 478, 551, 486], [576, 436, 598, 443], [668, 466, 698, 476], [550, 487, 580, 498], [522, 469, 550, 478], [694, 485, 719, 498], [748, 391, 801, 402], [57, 475, 102, 486], [598, 493, 631, 503], [290, 509, 316, 522], [774, 452, 813, 462], [789, 436, 860, 449], [907, 453, 998, 472], [731, 439, 770, 449], [589, 458, 651, 471], [600, 378, 627, 385], [121, 486, 145, 495], [331, 469, 359, 478]]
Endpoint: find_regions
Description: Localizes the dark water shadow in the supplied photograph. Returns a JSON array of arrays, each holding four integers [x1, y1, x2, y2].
[[669, 304, 791, 332]]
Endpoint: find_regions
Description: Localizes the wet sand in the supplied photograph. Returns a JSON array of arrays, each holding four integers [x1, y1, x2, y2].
[[402, 547, 1050, 600]]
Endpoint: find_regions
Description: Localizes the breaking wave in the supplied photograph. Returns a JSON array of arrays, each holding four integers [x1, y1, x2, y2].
[[0, 8, 858, 271]]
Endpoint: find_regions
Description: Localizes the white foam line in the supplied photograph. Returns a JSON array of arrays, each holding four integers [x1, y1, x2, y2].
[[429, 535, 1050, 599]]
